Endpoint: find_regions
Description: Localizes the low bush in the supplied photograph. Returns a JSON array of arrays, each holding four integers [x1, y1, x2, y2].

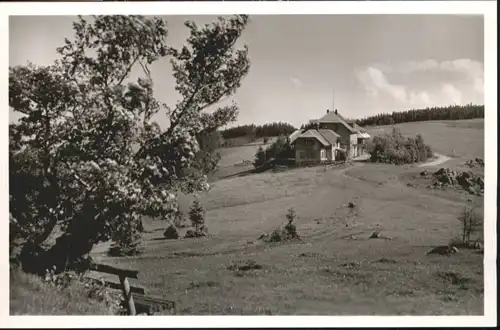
[[261, 207, 300, 243], [163, 225, 180, 239], [107, 242, 142, 257], [457, 202, 483, 244], [368, 128, 433, 165], [184, 226, 208, 238]]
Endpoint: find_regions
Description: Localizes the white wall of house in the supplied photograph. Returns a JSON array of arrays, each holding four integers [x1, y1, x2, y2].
[[326, 145, 337, 161], [349, 133, 357, 157]]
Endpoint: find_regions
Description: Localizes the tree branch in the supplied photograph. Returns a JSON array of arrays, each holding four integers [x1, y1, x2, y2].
[[166, 34, 241, 136]]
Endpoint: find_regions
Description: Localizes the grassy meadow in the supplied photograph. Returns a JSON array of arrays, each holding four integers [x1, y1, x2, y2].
[[9, 268, 115, 315], [82, 119, 485, 315]]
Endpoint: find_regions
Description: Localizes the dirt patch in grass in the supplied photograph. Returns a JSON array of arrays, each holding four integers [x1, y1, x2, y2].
[[374, 257, 397, 264], [187, 280, 220, 290], [436, 271, 475, 286], [227, 259, 264, 272], [298, 252, 324, 258]]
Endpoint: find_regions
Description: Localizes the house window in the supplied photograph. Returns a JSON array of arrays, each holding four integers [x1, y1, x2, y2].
[[301, 150, 314, 159], [320, 149, 326, 159]]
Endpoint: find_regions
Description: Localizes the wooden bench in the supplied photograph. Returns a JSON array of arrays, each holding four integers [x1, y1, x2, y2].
[[88, 262, 175, 315]]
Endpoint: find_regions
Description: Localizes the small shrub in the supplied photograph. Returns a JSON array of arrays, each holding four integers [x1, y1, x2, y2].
[[268, 228, 283, 242], [263, 137, 269, 144], [188, 199, 206, 233], [184, 227, 207, 238], [253, 146, 267, 168], [170, 210, 187, 228], [163, 225, 179, 240], [107, 242, 141, 257], [284, 207, 299, 238], [458, 203, 483, 244], [263, 207, 300, 243], [44, 266, 76, 289]]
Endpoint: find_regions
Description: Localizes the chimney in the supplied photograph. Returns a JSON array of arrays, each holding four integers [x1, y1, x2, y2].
[[326, 109, 330, 114], [334, 109, 338, 115]]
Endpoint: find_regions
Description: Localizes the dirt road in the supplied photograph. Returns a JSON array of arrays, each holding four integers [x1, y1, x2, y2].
[[419, 153, 451, 167]]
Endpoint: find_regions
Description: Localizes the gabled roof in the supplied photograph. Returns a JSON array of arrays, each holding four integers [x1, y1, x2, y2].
[[356, 131, 371, 139], [318, 129, 340, 145], [351, 123, 362, 131], [316, 112, 355, 133], [292, 129, 330, 147], [343, 119, 370, 136], [288, 129, 302, 144], [291, 129, 340, 147]]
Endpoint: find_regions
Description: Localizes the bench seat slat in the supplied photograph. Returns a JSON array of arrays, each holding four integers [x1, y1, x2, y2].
[[90, 263, 139, 279]]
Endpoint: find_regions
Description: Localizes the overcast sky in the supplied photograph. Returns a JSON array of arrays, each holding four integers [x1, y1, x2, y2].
[[9, 15, 484, 128]]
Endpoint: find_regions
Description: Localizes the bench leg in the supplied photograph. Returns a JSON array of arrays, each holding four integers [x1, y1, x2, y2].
[[119, 275, 136, 316]]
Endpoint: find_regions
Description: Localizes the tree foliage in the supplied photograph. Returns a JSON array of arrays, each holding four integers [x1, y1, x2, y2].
[[192, 130, 224, 177], [188, 199, 206, 232], [253, 135, 294, 168], [355, 104, 484, 127], [367, 128, 433, 165], [9, 15, 250, 272], [253, 146, 267, 168], [458, 203, 483, 244]]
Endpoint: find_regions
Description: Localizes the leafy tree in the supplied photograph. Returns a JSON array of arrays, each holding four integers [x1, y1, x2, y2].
[[253, 146, 267, 168], [264, 135, 294, 160], [253, 135, 294, 169], [9, 15, 250, 273], [367, 128, 433, 164], [190, 130, 224, 178]]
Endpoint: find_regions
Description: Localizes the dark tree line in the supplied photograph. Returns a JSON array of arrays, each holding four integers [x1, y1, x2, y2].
[[355, 104, 484, 127], [221, 122, 296, 140]]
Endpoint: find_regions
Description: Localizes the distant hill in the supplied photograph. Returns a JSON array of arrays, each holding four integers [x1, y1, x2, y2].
[[355, 104, 484, 127]]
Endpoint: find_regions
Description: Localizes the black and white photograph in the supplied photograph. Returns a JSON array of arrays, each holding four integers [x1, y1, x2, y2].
[[1, 1, 497, 328]]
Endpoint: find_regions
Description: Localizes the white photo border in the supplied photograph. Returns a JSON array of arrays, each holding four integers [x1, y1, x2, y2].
[[0, 1, 496, 328]]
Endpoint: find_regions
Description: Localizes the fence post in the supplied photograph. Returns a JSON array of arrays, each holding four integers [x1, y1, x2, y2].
[[119, 275, 136, 315]]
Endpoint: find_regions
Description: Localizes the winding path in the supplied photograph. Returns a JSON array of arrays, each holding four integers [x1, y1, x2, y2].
[[418, 153, 451, 167]]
